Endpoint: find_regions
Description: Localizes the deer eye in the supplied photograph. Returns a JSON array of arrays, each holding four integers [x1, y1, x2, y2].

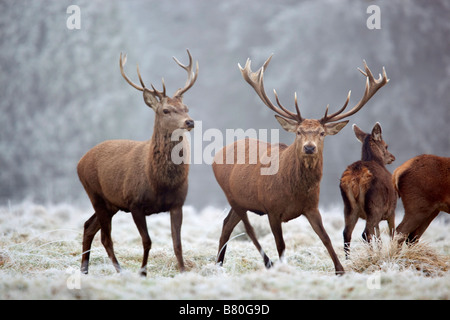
[[320, 132, 325, 137], [163, 109, 170, 114]]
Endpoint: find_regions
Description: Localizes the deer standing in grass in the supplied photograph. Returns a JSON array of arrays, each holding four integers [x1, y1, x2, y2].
[[340, 123, 396, 258], [77, 50, 198, 276], [213, 56, 389, 274], [393, 154, 450, 243]]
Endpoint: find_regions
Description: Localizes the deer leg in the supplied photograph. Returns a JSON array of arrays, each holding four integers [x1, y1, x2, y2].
[[305, 210, 345, 275], [387, 213, 395, 239], [362, 224, 375, 244], [238, 210, 273, 268], [396, 206, 421, 243], [362, 206, 380, 244], [81, 213, 101, 274], [343, 206, 359, 259], [131, 211, 151, 277], [170, 207, 185, 272], [217, 208, 242, 266], [268, 215, 285, 262], [407, 209, 439, 243], [96, 208, 121, 273]]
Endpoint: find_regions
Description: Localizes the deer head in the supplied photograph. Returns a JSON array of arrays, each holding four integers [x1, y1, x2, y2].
[[353, 122, 395, 165], [239, 56, 389, 162], [119, 49, 198, 133]]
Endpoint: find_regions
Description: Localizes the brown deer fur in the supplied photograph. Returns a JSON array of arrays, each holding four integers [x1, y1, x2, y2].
[[213, 57, 388, 275], [78, 51, 198, 276], [340, 123, 396, 257], [214, 122, 345, 274], [394, 154, 450, 243]]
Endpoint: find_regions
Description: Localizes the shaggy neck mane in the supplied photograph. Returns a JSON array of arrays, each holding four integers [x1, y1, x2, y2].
[[280, 145, 323, 194], [148, 127, 189, 190]]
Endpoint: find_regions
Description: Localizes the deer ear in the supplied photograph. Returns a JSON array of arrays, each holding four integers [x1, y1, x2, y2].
[[352, 124, 367, 143], [371, 122, 383, 141], [275, 115, 298, 132], [143, 89, 159, 111], [325, 120, 348, 136]]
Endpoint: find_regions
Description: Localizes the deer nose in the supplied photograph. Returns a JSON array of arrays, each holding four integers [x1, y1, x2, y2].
[[185, 119, 195, 129], [303, 144, 316, 154]]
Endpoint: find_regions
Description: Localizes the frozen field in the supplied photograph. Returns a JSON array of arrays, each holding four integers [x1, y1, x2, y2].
[[0, 201, 448, 300]]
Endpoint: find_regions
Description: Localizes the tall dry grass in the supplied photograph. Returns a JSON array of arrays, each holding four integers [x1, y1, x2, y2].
[[346, 235, 449, 276]]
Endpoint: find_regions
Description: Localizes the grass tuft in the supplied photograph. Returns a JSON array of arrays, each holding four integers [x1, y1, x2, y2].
[[347, 235, 449, 276]]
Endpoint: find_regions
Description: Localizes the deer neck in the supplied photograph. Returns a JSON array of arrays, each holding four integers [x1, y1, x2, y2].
[[361, 139, 384, 166], [148, 126, 189, 190], [279, 144, 323, 194]]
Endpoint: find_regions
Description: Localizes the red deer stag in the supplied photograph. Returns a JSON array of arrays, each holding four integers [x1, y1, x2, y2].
[[340, 122, 396, 258], [393, 154, 450, 243], [213, 56, 388, 275], [77, 50, 198, 276]]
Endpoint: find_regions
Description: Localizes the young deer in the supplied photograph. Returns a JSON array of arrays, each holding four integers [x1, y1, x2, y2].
[[213, 56, 389, 275], [77, 50, 198, 276], [394, 154, 450, 243], [340, 123, 396, 257]]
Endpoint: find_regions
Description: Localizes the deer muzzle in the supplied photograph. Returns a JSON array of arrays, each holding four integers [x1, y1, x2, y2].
[[303, 143, 317, 155], [185, 119, 195, 131]]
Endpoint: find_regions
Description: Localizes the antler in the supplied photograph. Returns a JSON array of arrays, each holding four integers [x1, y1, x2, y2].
[[173, 49, 199, 97], [320, 60, 389, 124], [119, 52, 166, 99], [238, 55, 303, 123]]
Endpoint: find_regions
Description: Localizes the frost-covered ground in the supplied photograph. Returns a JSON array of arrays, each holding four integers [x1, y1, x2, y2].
[[0, 201, 448, 299]]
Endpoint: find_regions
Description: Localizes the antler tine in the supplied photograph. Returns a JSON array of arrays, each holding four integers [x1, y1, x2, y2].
[[239, 55, 303, 122], [294, 92, 302, 122], [150, 82, 166, 99], [321, 91, 351, 124], [136, 61, 166, 99], [173, 48, 192, 71], [321, 61, 389, 123], [136, 64, 146, 88], [173, 49, 199, 97], [119, 53, 144, 92], [160, 78, 166, 97], [274, 90, 302, 121]]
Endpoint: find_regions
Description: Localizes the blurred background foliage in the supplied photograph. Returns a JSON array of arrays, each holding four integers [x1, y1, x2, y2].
[[0, 0, 448, 209]]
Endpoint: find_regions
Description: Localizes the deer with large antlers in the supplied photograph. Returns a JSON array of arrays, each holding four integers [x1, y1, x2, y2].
[[213, 56, 388, 274], [77, 50, 198, 276]]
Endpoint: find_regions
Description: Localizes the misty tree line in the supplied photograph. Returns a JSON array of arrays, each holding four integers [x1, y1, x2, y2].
[[0, 0, 448, 207]]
